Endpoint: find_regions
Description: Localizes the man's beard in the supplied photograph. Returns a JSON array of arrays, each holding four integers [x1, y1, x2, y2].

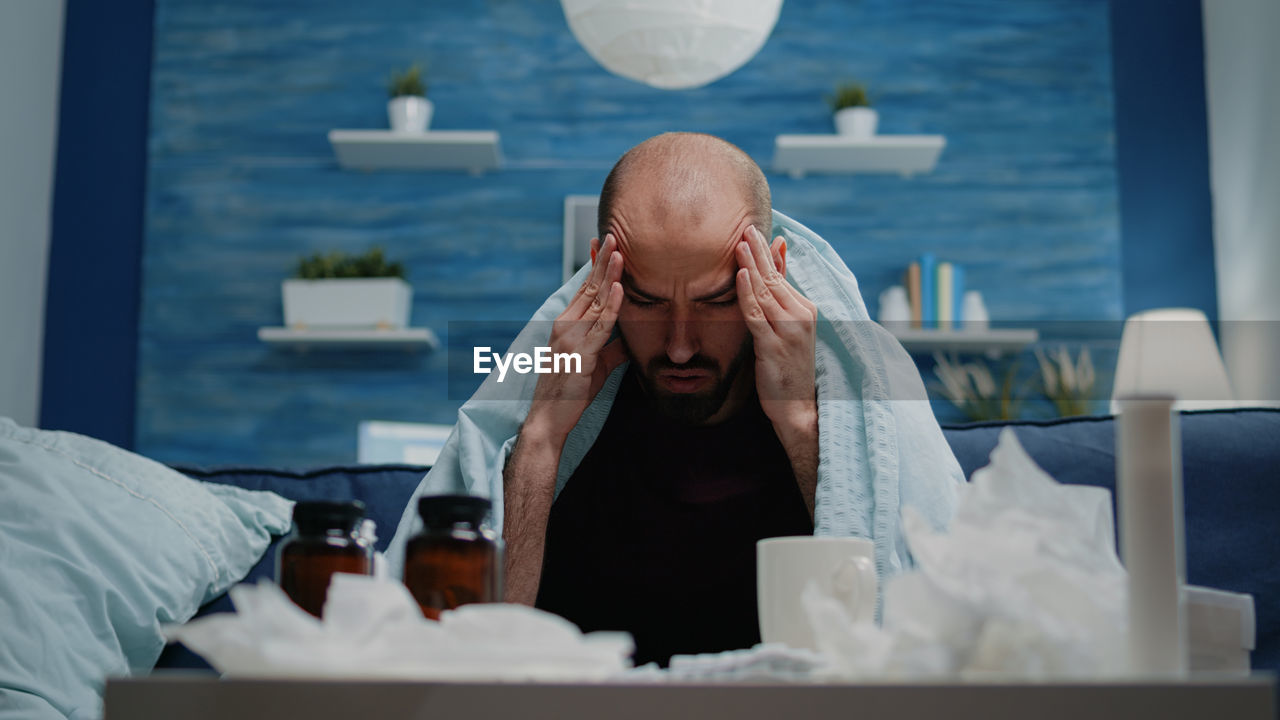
[[631, 339, 752, 426]]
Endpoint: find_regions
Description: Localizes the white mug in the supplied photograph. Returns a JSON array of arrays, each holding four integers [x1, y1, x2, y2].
[[757, 536, 878, 650]]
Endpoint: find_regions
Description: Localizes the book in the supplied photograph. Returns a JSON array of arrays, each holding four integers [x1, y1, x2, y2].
[[919, 253, 936, 329], [905, 262, 922, 329], [937, 262, 954, 330], [952, 264, 965, 328]]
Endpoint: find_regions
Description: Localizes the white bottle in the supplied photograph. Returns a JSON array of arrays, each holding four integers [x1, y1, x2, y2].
[[961, 290, 990, 331], [877, 285, 911, 330]]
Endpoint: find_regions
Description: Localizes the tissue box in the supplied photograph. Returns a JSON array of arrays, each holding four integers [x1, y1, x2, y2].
[[1187, 585, 1255, 673]]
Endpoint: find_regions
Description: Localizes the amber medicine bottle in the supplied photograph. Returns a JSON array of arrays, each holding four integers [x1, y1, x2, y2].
[[277, 500, 373, 618], [403, 495, 501, 619]]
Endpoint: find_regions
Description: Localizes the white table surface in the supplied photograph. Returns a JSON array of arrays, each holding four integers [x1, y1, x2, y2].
[[105, 674, 1276, 720]]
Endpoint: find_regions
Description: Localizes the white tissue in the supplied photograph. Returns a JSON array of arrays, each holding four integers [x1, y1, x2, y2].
[[805, 428, 1129, 679], [162, 574, 633, 680]]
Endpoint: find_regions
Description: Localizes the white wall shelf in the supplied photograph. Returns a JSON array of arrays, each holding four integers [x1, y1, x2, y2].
[[773, 134, 945, 178], [258, 326, 439, 352], [328, 130, 501, 174], [889, 327, 1039, 356]]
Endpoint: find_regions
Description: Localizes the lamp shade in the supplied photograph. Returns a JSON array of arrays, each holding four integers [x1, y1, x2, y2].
[[560, 0, 783, 90], [1111, 308, 1235, 412]]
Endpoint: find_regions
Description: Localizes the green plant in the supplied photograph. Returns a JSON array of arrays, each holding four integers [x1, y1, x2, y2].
[[295, 246, 406, 280], [930, 352, 1028, 422], [827, 81, 871, 112], [1034, 346, 1096, 417], [387, 64, 427, 98]]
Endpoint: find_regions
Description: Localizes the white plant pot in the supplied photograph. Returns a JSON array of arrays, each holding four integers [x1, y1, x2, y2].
[[834, 107, 878, 138], [282, 278, 412, 329], [387, 96, 432, 133]]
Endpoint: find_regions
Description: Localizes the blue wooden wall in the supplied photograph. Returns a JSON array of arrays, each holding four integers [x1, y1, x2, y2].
[[136, 0, 1122, 466]]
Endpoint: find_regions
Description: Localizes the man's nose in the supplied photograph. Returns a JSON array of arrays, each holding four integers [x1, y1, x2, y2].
[[665, 308, 699, 365]]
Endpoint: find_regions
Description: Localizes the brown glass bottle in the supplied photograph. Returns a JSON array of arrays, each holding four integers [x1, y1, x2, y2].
[[403, 495, 501, 620], [277, 501, 373, 618]]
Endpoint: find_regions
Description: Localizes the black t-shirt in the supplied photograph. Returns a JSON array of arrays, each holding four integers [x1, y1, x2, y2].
[[535, 370, 814, 666]]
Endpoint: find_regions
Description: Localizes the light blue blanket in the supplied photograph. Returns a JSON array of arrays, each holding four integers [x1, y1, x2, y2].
[[385, 210, 963, 584]]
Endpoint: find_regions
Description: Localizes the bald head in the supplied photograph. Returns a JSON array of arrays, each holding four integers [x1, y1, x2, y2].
[[596, 133, 771, 245]]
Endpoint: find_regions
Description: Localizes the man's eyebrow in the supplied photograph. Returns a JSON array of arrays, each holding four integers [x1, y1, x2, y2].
[[692, 278, 738, 302], [621, 274, 738, 302], [620, 273, 663, 300]]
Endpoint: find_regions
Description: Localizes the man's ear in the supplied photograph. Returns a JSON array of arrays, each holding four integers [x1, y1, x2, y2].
[[770, 236, 787, 275], [590, 237, 600, 265]]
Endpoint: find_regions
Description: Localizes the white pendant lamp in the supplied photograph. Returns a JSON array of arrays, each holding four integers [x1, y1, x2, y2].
[[560, 0, 784, 90]]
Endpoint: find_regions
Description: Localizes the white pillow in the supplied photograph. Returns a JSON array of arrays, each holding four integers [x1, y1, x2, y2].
[[0, 418, 293, 719]]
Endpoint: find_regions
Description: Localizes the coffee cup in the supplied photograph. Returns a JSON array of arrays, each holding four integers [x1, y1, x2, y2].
[[757, 536, 878, 650]]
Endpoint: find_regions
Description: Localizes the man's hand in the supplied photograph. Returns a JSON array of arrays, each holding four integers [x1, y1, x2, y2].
[[735, 225, 820, 518], [525, 233, 628, 444], [503, 233, 626, 605]]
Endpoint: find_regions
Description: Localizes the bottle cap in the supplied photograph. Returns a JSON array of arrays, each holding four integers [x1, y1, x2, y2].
[[417, 495, 491, 527], [292, 500, 367, 535]]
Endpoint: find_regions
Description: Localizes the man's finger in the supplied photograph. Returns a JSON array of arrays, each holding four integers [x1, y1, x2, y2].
[[569, 236, 603, 302], [736, 267, 774, 338], [585, 234, 616, 294], [747, 226, 785, 287], [568, 234, 617, 317], [736, 239, 784, 323], [748, 227, 804, 313], [587, 251, 622, 313], [586, 280, 623, 350]]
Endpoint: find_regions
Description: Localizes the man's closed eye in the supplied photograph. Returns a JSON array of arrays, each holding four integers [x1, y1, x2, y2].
[[626, 295, 660, 308]]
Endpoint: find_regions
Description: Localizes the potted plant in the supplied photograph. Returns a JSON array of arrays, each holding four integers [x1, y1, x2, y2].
[[1034, 345, 1097, 417], [930, 352, 1027, 422], [283, 247, 412, 329], [387, 64, 431, 133], [827, 81, 877, 138]]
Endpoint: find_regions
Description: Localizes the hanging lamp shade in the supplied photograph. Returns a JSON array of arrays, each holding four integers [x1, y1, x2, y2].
[[560, 0, 784, 90]]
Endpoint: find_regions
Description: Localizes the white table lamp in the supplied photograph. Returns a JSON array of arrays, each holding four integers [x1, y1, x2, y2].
[[560, 0, 783, 90], [1110, 308, 1235, 414], [1111, 308, 1230, 675]]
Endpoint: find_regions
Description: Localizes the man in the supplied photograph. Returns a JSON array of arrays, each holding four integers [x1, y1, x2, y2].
[[385, 132, 963, 667], [504, 132, 821, 663]]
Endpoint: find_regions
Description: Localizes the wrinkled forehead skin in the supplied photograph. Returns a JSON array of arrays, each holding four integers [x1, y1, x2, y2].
[[605, 169, 756, 301]]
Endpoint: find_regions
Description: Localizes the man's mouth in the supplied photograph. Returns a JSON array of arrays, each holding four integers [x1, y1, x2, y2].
[[657, 371, 712, 393]]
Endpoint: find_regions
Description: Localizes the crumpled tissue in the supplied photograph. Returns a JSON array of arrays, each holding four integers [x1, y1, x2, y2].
[[803, 427, 1128, 679], [162, 573, 633, 680]]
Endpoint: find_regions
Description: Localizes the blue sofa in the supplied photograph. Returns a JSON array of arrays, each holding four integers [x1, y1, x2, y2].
[[158, 407, 1280, 673]]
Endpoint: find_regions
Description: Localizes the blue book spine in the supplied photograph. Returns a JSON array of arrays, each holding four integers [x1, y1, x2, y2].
[[952, 264, 965, 327], [919, 253, 936, 329]]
